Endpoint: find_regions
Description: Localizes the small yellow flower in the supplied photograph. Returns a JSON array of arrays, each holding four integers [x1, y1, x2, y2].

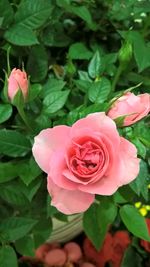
[[135, 202, 142, 208], [95, 77, 101, 82], [145, 205, 150, 211], [148, 184, 150, 189], [139, 207, 148, 217]]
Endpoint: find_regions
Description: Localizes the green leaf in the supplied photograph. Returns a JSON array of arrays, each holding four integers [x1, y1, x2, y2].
[[120, 205, 150, 241], [40, 78, 66, 99], [66, 58, 76, 75], [78, 71, 92, 82], [27, 45, 48, 82], [15, 0, 53, 29], [130, 160, 149, 200], [42, 24, 72, 47], [96, 199, 117, 249], [113, 191, 128, 204], [71, 6, 97, 30], [0, 104, 12, 124], [129, 31, 150, 72], [47, 195, 58, 217], [19, 178, 42, 202], [28, 83, 42, 102], [57, 1, 97, 30], [121, 246, 143, 267], [88, 78, 111, 103], [43, 90, 70, 114], [35, 114, 52, 132], [83, 203, 101, 250], [0, 161, 22, 183], [0, 18, 3, 27], [132, 236, 148, 256], [0, 217, 37, 241], [79, 103, 109, 119], [83, 198, 117, 250], [33, 218, 52, 247], [74, 80, 91, 93], [15, 236, 35, 257], [88, 51, 102, 78], [0, 129, 31, 157], [0, 0, 14, 28], [67, 108, 81, 125], [131, 138, 146, 159], [4, 24, 39, 46], [133, 121, 150, 148], [19, 157, 42, 186], [69, 42, 93, 60], [0, 182, 29, 206], [0, 246, 18, 267], [118, 185, 137, 203], [54, 213, 68, 222]]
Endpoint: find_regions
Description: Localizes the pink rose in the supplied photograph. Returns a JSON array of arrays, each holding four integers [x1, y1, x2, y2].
[[107, 92, 150, 126], [8, 68, 28, 101], [32, 112, 140, 214]]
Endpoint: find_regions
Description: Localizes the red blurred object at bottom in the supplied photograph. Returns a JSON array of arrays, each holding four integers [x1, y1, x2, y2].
[[83, 233, 113, 267], [83, 231, 131, 267], [20, 230, 131, 267], [111, 231, 131, 267], [140, 218, 150, 253]]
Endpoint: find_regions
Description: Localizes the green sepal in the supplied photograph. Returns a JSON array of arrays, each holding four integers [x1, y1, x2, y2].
[[118, 40, 132, 68], [114, 115, 127, 127], [1, 71, 9, 103], [12, 88, 25, 108]]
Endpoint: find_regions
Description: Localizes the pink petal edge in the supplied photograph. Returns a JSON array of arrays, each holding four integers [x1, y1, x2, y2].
[[47, 176, 95, 215], [32, 126, 70, 173]]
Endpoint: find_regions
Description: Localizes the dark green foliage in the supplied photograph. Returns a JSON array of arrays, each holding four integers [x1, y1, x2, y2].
[[0, 1, 150, 265]]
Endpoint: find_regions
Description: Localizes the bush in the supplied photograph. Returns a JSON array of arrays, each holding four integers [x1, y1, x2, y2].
[[0, 1, 150, 266]]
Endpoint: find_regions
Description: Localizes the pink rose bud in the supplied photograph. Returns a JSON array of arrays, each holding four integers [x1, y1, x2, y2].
[[64, 242, 82, 263], [8, 68, 28, 101], [108, 92, 150, 126], [44, 248, 67, 266], [80, 263, 96, 267], [35, 243, 52, 261]]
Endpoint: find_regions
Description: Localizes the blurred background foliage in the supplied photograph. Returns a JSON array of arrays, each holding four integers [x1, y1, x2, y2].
[[0, 1, 150, 266]]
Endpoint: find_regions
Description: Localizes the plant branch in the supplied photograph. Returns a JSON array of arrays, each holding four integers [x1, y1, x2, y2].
[[111, 64, 124, 93], [16, 106, 33, 132]]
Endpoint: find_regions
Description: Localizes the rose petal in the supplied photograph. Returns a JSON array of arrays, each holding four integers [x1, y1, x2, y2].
[[32, 126, 70, 173], [78, 173, 119, 195], [117, 137, 140, 185], [66, 133, 110, 181], [138, 93, 150, 117], [50, 150, 78, 190], [47, 177, 95, 214], [8, 68, 20, 100], [71, 113, 120, 150], [78, 137, 140, 195]]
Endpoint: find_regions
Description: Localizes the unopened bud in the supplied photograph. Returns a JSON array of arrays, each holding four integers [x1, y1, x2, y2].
[[8, 68, 28, 101], [118, 41, 132, 67]]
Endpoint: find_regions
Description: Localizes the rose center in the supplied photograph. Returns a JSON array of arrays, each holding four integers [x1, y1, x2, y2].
[[69, 140, 105, 177]]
